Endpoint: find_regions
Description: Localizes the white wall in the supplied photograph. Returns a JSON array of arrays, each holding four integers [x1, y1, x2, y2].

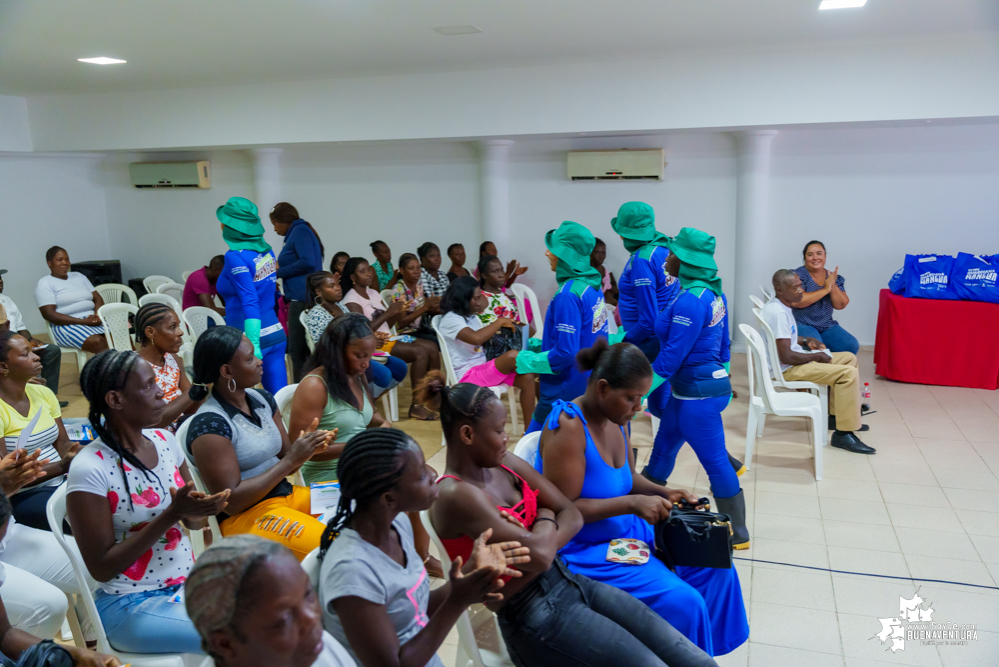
[[0, 95, 32, 152], [0, 156, 111, 332]]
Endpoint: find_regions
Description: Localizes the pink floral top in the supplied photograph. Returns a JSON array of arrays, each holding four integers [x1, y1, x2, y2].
[[390, 280, 426, 333]]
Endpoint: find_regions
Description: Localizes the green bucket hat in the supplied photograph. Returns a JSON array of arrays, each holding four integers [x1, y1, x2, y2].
[[667, 227, 722, 295], [611, 201, 671, 253], [216, 197, 271, 253], [544, 221, 603, 290]]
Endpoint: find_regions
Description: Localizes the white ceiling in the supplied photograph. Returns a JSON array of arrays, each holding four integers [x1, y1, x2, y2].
[[1, 0, 996, 96]]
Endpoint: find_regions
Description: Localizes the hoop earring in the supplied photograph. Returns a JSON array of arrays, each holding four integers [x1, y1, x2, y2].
[[228, 377, 237, 393], [315, 296, 323, 305]]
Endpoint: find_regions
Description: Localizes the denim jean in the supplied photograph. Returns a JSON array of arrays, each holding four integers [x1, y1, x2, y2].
[[797, 323, 859, 355], [95, 586, 204, 654], [496, 558, 718, 667]]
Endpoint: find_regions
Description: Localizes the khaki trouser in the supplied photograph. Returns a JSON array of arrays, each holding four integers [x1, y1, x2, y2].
[[782, 351, 861, 432]]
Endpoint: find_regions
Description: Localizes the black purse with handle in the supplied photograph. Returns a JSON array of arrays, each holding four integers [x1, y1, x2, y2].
[[654, 497, 734, 571]]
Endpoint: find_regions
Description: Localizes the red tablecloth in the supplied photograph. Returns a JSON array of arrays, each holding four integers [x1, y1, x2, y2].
[[874, 289, 999, 390]]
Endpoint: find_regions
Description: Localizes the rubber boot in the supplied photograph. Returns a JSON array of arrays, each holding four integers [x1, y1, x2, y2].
[[641, 466, 668, 486], [714, 490, 750, 550], [728, 452, 746, 477]]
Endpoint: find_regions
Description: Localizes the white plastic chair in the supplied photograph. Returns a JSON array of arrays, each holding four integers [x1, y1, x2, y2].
[[300, 311, 316, 353], [759, 284, 774, 302], [174, 418, 225, 556], [274, 383, 308, 488], [432, 315, 520, 435], [301, 547, 321, 590], [380, 288, 396, 307], [156, 282, 185, 306], [182, 306, 225, 342], [96, 283, 137, 306], [181, 271, 194, 282], [46, 321, 89, 373], [512, 431, 541, 468], [140, 292, 184, 319], [97, 303, 137, 352], [45, 485, 199, 666], [143, 275, 173, 295], [372, 293, 402, 422], [748, 294, 765, 310], [604, 304, 618, 335], [741, 324, 824, 480], [509, 284, 543, 338], [752, 307, 828, 444], [420, 511, 515, 667]]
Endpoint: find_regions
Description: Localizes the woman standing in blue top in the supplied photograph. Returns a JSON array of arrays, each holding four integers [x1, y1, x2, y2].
[[216, 197, 288, 394], [537, 340, 749, 657], [644, 228, 748, 549], [517, 221, 609, 432], [270, 202, 324, 382], [613, 202, 680, 363]]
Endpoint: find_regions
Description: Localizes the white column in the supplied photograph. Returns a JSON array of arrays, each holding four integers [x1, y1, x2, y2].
[[250, 148, 283, 250], [478, 140, 513, 250], [733, 130, 778, 339]]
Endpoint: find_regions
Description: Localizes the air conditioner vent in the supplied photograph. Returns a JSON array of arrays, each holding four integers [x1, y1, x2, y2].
[[567, 149, 664, 181]]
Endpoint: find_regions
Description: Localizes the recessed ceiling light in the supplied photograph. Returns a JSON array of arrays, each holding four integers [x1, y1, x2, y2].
[[433, 25, 482, 36], [77, 57, 126, 65], [819, 0, 867, 9]]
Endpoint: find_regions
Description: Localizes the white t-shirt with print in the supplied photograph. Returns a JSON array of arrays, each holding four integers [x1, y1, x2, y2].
[[438, 312, 487, 382], [34, 272, 97, 318], [66, 428, 194, 595], [759, 298, 830, 374]]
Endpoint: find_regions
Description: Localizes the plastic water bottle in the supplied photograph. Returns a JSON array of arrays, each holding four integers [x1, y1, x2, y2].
[[862, 382, 871, 400]]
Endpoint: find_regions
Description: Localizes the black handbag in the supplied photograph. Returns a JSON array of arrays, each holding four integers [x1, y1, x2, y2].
[[12, 641, 73, 667], [654, 497, 733, 571], [482, 324, 526, 361]]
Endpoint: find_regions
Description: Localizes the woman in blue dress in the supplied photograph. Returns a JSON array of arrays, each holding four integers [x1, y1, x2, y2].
[[215, 197, 288, 393], [535, 339, 748, 657]]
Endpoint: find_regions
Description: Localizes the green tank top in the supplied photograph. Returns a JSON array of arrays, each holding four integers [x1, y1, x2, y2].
[[301, 375, 373, 485]]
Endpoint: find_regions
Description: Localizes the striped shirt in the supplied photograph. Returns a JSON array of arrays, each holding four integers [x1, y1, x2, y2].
[[0, 384, 63, 486], [792, 266, 846, 332]]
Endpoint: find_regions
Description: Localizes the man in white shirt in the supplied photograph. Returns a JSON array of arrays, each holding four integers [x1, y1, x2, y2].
[[0, 269, 64, 405], [759, 269, 874, 455]]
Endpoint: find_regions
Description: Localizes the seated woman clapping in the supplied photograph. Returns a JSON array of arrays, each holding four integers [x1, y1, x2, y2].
[[185, 326, 331, 560], [437, 276, 536, 422], [67, 350, 229, 655], [425, 378, 718, 667], [537, 340, 749, 657], [319, 428, 529, 667], [185, 535, 355, 667], [134, 303, 203, 432]]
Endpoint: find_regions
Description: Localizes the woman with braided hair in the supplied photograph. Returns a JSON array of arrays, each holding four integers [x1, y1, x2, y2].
[[184, 535, 354, 667], [66, 350, 230, 654], [318, 428, 529, 667], [134, 303, 202, 431], [424, 375, 719, 667]]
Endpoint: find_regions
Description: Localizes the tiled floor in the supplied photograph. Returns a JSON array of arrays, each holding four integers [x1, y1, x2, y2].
[[56, 345, 999, 666]]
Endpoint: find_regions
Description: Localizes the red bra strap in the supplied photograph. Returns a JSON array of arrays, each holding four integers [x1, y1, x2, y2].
[[437, 474, 463, 483], [499, 464, 529, 489]]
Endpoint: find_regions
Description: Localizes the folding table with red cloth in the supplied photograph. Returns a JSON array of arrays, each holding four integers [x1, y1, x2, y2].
[[874, 288, 999, 390]]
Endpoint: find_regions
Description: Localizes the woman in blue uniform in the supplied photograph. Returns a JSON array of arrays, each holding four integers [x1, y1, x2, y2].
[[517, 221, 609, 432], [537, 340, 749, 657], [215, 197, 288, 393], [613, 201, 680, 363], [644, 228, 749, 549]]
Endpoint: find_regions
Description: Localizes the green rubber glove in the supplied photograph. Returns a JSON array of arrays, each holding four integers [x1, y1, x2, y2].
[[244, 318, 263, 359], [643, 373, 668, 401], [516, 349, 553, 375], [608, 329, 627, 345], [528, 337, 543, 353], [724, 361, 733, 408]]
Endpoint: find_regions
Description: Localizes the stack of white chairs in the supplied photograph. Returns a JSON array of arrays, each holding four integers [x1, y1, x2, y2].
[[46, 485, 206, 666], [431, 315, 520, 436], [97, 303, 138, 352], [747, 294, 765, 310], [740, 324, 824, 480]]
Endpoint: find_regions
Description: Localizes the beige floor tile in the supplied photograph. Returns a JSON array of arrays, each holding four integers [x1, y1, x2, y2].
[[892, 527, 981, 562], [903, 420, 966, 442], [955, 509, 999, 538], [969, 440, 999, 458], [753, 512, 826, 545], [920, 452, 993, 474], [943, 488, 999, 513], [750, 537, 829, 568], [754, 491, 821, 519], [715, 641, 749, 667], [751, 563, 836, 611], [985, 561, 999, 583], [820, 458, 878, 482], [914, 438, 982, 459], [904, 554, 997, 588], [967, 533, 999, 562], [936, 630, 999, 667], [832, 575, 923, 617], [878, 483, 950, 508], [828, 546, 910, 578], [916, 584, 999, 628], [436, 642, 457, 666], [747, 643, 845, 667], [838, 612, 942, 666], [749, 602, 842, 655], [754, 471, 818, 496], [819, 497, 892, 526], [886, 503, 964, 533], [870, 464, 940, 487], [817, 478, 885, 502], [823, 520, 902, 553]]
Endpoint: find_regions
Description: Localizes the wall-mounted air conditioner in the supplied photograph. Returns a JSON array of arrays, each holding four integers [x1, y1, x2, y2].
[[567, 149, 665, 181], [129, 161, 211, 189]]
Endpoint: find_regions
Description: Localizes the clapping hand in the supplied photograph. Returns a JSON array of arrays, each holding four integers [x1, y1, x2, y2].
[[0, 449, 46, 496], [287, 418, 333, 466], [169, 483, 230, 521], [466, 528, 530, 580], [824, 267, 839, 290]]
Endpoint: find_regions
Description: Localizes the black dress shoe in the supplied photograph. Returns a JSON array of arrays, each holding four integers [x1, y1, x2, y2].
[[830, 431, 876, 454], [862, 403, 870, 412], [59, 401, 69, 408], [828, 415, 869, 432]]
